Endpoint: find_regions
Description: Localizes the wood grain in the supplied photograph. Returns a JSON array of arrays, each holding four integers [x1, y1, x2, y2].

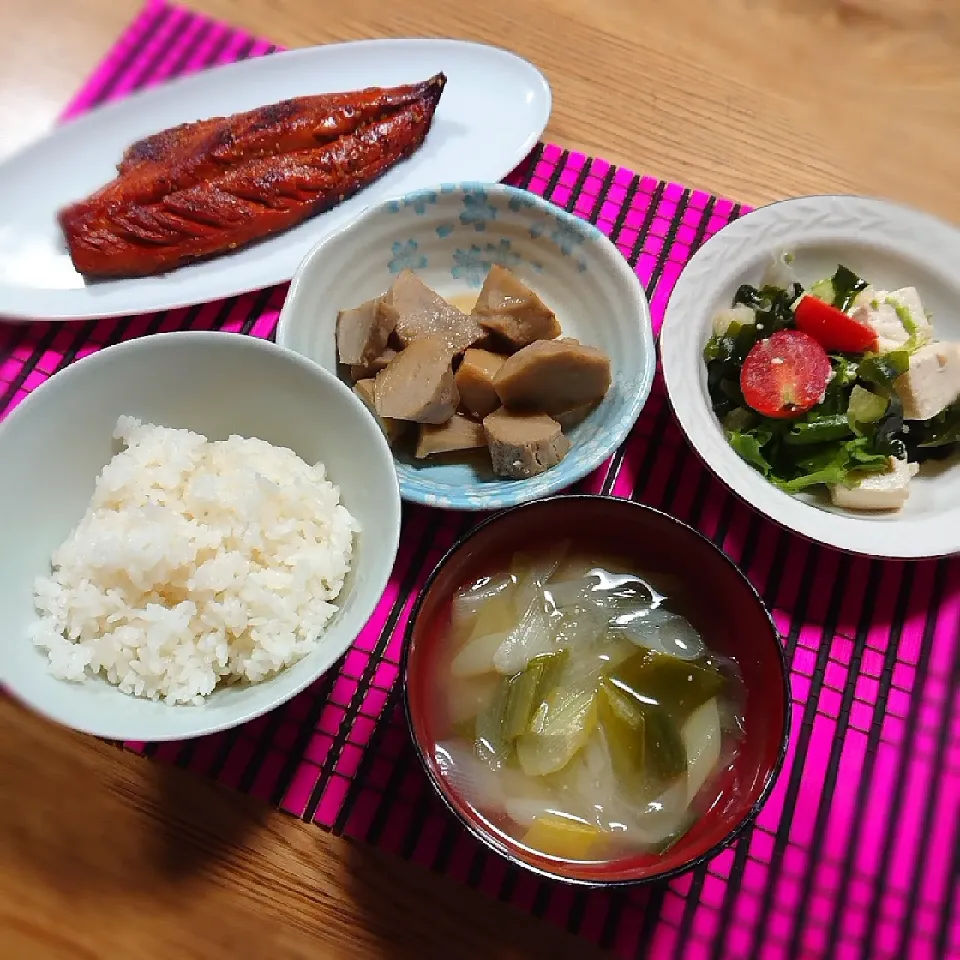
[[2, 0, 960, 956]]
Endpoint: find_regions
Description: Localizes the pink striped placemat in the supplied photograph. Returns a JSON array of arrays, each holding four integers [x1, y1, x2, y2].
[[2, 2, 959, 958]]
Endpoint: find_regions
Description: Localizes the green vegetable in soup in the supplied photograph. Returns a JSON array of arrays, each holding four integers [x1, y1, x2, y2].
[[502, 650, 568, 741], [606, 650, 725, 722], [598, 678, 687, 786], [475, 680, 513, 768], [516, 682, 598, 777]]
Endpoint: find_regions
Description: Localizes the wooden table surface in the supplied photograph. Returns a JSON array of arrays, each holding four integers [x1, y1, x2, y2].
[[2, 0, 959, 957]]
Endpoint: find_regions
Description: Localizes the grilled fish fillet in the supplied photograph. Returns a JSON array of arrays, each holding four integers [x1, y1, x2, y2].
[[59, 74, 446, 279]]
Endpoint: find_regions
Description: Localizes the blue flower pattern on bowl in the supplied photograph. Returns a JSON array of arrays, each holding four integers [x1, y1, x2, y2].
[[351, 183, 654, 511], [508, 194, 537, 212], [403, 192, 437, 215], [460, 189, 498, 231], [452, 239, 529, 287], [387, 239, 427, 274], [551, 221, 587, 255]]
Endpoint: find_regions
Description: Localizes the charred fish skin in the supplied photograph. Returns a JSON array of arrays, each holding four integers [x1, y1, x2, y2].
[[59, 73, 446, 279]]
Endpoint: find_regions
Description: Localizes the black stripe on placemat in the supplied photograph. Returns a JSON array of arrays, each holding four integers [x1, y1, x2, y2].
[[672, 514, 781, 955], [784, 558, 886, 959], [261, 668, 341, 804], [268, 507, 417, 812], [86, 1, 172, 107], [672, 871, 707, 960], [559, 159, 594, 213], [198, 23, 236, 70], [359, 516, 480, 847], [709, 838, 751, 960], [683, 459, 722, 537], [605, 175, 643, 257], [0, 327, 61, 413], [821, 563, 915, 955], [712, 538, 819, 960], [656, 434, 693, 516], [497, 862, 521, 903], [540, 150, 570, 201], [624, 401, 673, 503], [303, 510, 453, 824], [645, 189, 691, 298], [233, 36, 258, 63], [161, 16, 215, 80], [583, 163, 618, 225], [238, 287, 279, 337], [747, 551, 855, 959], [530, 881, 554, 920], [600, 183, 687, 497], [329, 510, 481, 837], [935, 822, 960, 958], [566, 885, 591, 938], [635, 885, 669, 958], [693, 521, 791, 959], [858, 560, 948, 960], [141, 311, 171, 338], [599, 889, 628, 950], [0, 323, 33, 383], [627, 182, 669, 270], [429, 804, 462, 875], [118, 6, 189, 98], [0, 309, 138, 417], [899, 572, 960, 958], [515, 142, 546, 191], [464, 844, 488, 889]]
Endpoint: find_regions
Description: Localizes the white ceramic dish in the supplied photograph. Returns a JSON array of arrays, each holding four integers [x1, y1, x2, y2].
[[0, 332, 401, 740], [661, 194, 960, 559], [0, 39, 551, 322], [276, 182, 656, 511]]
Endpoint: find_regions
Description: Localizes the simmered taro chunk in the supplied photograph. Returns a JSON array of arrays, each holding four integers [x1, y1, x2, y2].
[[415, 413, 487, 459], [493, 339, 612, 415], [553, 401, 599, 431], [336, 297, 397, 367], [382, 269, 484, 356], [455, 347, 509, 419], [473, 265, 561, 350], [353, 378, 406, 445], [349, 346, 399, 383], [483, 408, 571, 479], [374, 337, 459, 424]]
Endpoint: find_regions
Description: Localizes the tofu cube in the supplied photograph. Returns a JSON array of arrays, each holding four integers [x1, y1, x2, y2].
[[893, 341, 960, 420], [830, 457, 919, 511]]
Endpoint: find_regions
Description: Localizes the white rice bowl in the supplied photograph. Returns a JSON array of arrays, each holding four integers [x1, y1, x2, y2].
[[30, 416, 359, 705]]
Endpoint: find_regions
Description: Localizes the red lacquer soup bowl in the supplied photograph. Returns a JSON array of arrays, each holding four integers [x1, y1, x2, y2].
[[403, 495, 789, 886]]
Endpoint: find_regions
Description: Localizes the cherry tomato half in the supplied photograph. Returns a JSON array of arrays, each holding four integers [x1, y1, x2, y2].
[[740, 329, 833, 419], [794, 294, 878, 354]]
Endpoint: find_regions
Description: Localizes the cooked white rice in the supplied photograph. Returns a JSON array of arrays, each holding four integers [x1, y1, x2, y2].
[[31, 416, 359, 705]]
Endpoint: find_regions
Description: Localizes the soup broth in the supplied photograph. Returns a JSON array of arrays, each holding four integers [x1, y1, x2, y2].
[[431, 544, 746, 863]]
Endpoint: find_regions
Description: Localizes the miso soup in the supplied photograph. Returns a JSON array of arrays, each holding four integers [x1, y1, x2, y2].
[[430, 544, 746, 863]]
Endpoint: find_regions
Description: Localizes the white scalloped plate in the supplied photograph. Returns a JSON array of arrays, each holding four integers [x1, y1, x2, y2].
[[661, 195, 960, 559]]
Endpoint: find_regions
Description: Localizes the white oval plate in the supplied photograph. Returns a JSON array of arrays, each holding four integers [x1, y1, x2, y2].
[[661, 195, 960, 559], [0, 39, 551, 322]]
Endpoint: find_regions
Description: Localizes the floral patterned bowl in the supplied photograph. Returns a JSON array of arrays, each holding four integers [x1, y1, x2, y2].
[[276, 182, 654, 511]]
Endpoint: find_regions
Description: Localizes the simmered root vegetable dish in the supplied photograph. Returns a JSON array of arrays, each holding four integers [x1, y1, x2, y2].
[[336, 266, 613, 480], [427, 544, 746, 862]]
